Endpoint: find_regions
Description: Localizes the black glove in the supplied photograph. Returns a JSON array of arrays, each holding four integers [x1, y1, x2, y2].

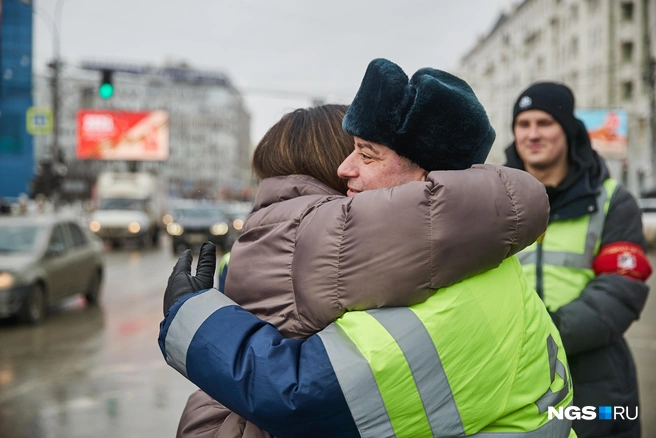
[[163, 241, 216, 316]]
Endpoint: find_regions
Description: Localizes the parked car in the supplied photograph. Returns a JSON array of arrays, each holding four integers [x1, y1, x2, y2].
[[0, 215, 104, 324], [638, 198, 656, 248], [166, 202, 232, 255]]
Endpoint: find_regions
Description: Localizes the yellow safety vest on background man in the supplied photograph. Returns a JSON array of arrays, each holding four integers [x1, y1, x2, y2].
[[516, 179, 618, 310]]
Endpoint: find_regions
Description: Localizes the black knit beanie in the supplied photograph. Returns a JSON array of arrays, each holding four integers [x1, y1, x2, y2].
[[512, 82, 578, 144], [507, 81, 601, 189]]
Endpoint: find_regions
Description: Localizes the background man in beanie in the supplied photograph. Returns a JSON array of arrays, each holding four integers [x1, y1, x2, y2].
[[506, 81, 651, 438], [160, 61, 575, 437]]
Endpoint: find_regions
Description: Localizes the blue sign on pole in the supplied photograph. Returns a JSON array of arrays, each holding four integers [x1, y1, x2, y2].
[[26, 106, 53, 135]]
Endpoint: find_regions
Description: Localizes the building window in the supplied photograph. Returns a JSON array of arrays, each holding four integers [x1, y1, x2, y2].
[[638, 117, 647, 141], [484, 63, 495, 77], [621, 41, 634, 62], [592, 27, 603, 48], [588, 0, 599, 13], [80, 87, 94, 108], [570, 4, 579, 20], [570, 72, 579, 91], [621, 2, 634, 21], [622, 81, 634, 100], [589, 28, 596, 49], [571, 37, 579, 58]]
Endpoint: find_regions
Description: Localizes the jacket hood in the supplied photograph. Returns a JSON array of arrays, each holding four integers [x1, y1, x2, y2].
[[253, 175, 343, 211]]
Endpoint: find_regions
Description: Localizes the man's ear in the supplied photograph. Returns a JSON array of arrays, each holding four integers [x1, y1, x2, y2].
[[420, 169, 429, 181]]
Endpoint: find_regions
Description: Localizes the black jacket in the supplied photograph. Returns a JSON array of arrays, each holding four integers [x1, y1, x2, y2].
[[506, 136, 649, 438]]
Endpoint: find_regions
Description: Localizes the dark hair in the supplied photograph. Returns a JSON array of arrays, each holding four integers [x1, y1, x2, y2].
[[252, 104, 352, 194]]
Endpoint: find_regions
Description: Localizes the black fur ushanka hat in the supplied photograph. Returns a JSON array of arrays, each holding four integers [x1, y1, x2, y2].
[[342, 58, 496, 171]]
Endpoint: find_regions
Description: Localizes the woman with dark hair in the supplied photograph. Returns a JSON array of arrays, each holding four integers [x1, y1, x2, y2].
[[172, 102, 552, 437], [251, 105, 352, 195]]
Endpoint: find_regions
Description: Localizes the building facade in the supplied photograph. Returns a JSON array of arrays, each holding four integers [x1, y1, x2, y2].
[[459, 0, 656, 194], [0, 0, 34, 198], [32, 61, 252, 201]]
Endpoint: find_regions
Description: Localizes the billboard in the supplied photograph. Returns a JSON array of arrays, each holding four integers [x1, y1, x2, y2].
[[76, 110, 169, 161], [575, 109, 628, 160]]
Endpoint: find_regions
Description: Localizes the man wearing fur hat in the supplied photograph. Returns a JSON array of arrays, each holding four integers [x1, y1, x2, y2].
[[160, 60, 575, 437], [506, 82, 651, 438]]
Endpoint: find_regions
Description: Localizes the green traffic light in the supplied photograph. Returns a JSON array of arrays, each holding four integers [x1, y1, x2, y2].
[[99, 83, 114, 99]]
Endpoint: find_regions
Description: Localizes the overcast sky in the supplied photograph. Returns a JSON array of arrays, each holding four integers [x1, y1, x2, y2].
[[33, 0, 516, 144]]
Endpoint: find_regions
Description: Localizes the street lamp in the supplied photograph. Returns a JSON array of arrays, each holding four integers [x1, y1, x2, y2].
[[51, 0, 74, 174], [34, 0, 73, 207]]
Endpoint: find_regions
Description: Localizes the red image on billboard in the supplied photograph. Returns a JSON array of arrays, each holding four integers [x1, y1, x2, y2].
[[76, 110, 169, 161]]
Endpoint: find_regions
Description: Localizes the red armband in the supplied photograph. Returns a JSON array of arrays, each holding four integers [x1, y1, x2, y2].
[[592, 242, 652, 281]]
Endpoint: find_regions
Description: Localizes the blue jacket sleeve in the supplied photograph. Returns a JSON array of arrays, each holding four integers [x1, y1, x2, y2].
[[159, 289, 359, 438]]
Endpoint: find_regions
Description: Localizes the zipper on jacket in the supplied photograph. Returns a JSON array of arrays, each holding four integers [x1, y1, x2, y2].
[[536, 241, 544, 300]]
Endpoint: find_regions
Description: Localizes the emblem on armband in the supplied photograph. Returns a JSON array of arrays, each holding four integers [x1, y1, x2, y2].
[[618, 253, 637, 271], [592, 241, 652, 281]]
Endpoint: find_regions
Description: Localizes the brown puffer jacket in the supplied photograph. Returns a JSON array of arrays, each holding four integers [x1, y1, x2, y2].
[[177, 164, 549, 438]]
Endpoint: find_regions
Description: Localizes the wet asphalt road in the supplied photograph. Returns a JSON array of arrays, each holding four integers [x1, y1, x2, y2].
[[0, 239, 654, 438], [0, 239, 198, 438]]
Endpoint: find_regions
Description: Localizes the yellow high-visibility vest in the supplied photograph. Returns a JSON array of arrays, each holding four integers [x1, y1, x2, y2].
[[318, 257, 576, 437], [517, 178, 618, 311]]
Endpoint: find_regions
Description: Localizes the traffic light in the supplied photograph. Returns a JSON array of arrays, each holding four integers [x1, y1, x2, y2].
[[99, 69, 114, 99]]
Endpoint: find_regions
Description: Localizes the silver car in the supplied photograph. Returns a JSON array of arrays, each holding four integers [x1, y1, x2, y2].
[[0, 215, 104, 324]]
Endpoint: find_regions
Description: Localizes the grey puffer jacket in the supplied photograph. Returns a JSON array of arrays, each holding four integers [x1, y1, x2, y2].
[[177, 164, 550, 438], [225, 164, 548, 338]]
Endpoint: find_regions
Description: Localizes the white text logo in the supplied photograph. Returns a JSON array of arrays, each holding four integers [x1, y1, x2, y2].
[[548, 406, 639, 421]]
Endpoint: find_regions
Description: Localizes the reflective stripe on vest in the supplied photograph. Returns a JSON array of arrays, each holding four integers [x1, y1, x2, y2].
[[535, 334, 570, 414], [164, 289, 237, 378], [319, 308, 463, 438], [517, 178, 618, 310], [317, 257, 573, 438]]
